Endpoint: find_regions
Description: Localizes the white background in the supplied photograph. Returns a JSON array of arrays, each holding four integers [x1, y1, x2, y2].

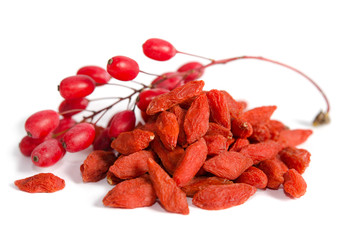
[[1, 0, 361, 239]]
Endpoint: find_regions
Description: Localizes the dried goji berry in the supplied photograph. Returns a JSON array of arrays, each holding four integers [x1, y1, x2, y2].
[[155, 111, 179, 150], [103, 175, 156, 208], [235, 166, 268, 189], [111, 129, 155, 155], [206, 122, 233, 139], [279, 146, 311, 174], [169, 105, 187, 147], [257, 159, 287, 189], [147, 158, 189, 215], [283, 169, 307, 198], [229, 138, 249, 152], [138, 120, 158, 133], [241, 105, 277, 126], [203, 134, 228, 156], [184, 93, 210, 144], [248, 124, 271, 143], [239, 140, 282, 164], [150, 137, 185, 175], [277, 129, 313, 147], [203, 151, 253, 180], [192, 183, 256, 210], [207, 89, 231, 129], [267, 120, 288, 140], [173, 138, 208, 187], [231, 119, 253, 138], [221, 90, 245, 120], [14, 173, 65, 193], [80, 150, 116, 182], [146, 80, 204, 115], [181, 176, 233, 197], [108, 150, 155, 180]]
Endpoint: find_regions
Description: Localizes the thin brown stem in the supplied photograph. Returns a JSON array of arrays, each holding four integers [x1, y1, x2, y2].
[[177, 51, 214, 61]]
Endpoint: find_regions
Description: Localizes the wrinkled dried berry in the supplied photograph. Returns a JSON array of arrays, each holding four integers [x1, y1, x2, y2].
[[14, 173, 65, 193], [192, 183, 256, 210]]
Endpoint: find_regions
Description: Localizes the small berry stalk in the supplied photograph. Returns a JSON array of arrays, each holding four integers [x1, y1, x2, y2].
[[19, 37, 330, 167]]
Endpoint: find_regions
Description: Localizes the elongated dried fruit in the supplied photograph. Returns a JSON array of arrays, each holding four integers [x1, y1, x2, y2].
[[203, 134, 228, 156], [283, 169, 307, 198], [155, 111, 179, 150], [221, 90, 246, 120], [173, 138, 208, 187], [80, 150, 116, 182], [257, 159, 287, 189], [229, 138, 249, 152], [207, 89, 231, 129], [111, 129, 155, 155], [150, 137, 185, 175], [184, 93, 210, 144], [169, 105, 187, 147], [235, 166, 268, 189], [108, 150, 155, 180], [206, 122, 233, 139], [231, 119, 253, 138], [192, 183, 256, 210], [203, 151, 253, 180], [147, 158, 189, 215], [279, 146, 311, 174], [103, 175, 156, 208], [241, 105, 277, 126], [239, 140, 282, 164], [278, 129, 313, 147], [146, 80, 205, 115], [14, 173, 65, 193], [181, 176, 233, 197]]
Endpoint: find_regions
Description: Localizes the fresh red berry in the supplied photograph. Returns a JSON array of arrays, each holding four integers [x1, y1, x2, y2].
[[142, 38, 177, 61], [25, 110, 60, 139], [52, 118, 77, 139], [108, 110, 136, 138], [31, 139, 66, 167], [58, 98, 89, 118], [151, 72, 183, 90], [107, 56, 139, 81], [177, 61, 204, 82], [61, 123, 95, 153], [137, 88, 169, 112], [76, 65, 111, 85], [59, 75, 96, 99], [19, 136, 47, 157]]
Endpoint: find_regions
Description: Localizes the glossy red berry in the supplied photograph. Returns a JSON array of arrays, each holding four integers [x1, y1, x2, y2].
[[107, 56, 139, 81], [151, 72, 183, 90], [25, 110, 60, 139], [52, 118, 77, 139], [142, 38, 177, 61], [108, 110, 136, 138], [19, 136, 48, 157], [77, 65, 111, 85], [137, 88, 169, 112], [61, 123, 95, 153], [177, 61, 204, 82], [58, 98, 89, 118], [31, 139, 66, 167], [59, 75, 96, 99]]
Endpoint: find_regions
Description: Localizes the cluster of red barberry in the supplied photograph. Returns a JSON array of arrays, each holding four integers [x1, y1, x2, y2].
[[19, 39, 207, 166]]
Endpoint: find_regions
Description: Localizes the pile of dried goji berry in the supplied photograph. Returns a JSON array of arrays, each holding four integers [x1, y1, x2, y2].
[[15, 38, 324, 214]]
